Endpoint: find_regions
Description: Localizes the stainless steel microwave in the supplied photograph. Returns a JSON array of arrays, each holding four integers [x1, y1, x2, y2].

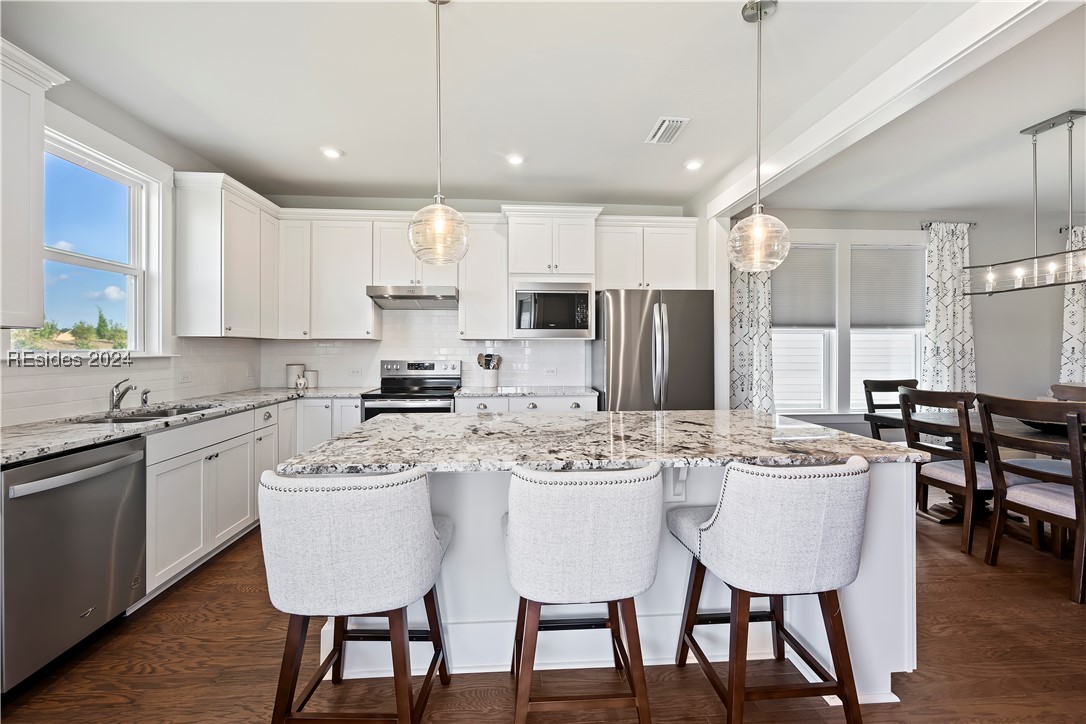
[[512, 282, 594, 339]]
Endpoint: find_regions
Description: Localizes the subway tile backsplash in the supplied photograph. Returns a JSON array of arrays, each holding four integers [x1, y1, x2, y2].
[[261, 310, 587, 388]]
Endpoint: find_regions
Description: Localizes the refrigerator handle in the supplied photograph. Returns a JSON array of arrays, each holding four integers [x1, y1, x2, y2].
[[660, 302, 670, 408], [651, 302, 662, 406]]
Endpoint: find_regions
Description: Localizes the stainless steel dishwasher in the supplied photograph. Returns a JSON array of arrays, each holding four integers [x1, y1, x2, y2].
[[2, 437, 146, 692]]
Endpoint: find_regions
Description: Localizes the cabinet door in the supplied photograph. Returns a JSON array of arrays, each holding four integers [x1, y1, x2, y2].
[[373, 221, 419, 286], [221, 190, 261, 337], [454, 396, 509, 413], [277, 221, 311, 339], [311, 221, 380, 339], [552, 217, 595, 275], [253, 426, 278, 520], [419, 259, 458, 287], [508, 217, 553, 274], [458, 223, 509, 340], [332, 398, 363, 436], [642, 227, 697, 289], [277, 400, 297, 461], [209, 434, 255, 547], [1, 73, 45, 329], [259, 211, 279, 338], [297, 398, 334, 452], [529, 395, 597, 412], [595, 227, 644, 289], [146, 450, 210, 591]]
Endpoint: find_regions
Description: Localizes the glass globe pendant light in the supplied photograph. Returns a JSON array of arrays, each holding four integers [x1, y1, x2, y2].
[[409, 0, 468, 265], [728, 0, 790, 273]]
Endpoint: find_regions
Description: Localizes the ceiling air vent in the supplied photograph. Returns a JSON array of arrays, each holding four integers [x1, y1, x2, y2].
[[643, 117, 690, 145]]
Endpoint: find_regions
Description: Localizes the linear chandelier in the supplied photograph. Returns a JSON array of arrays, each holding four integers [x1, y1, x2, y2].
[[963, 109, 1084, 296]]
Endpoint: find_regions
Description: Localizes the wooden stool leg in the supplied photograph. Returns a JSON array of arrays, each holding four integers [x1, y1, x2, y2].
[[1071, 522, 1086, 604], [675, 558, 706, 667], [388, 607, 414, 724], [618, 598, 652, 724], [272, 614, 309, 724], [985, 495, 1008, 566], [1053, 525, 1067, 559], [423, 587, 451, 685], [819, 590, 863, 724], [770, 595, 785, 661], [514, 601, 541, 724], [1029, 518, 1046, 551], [960, 488, 976, 555], [726, 588, 751, 724], [511, 596, 527, 678], [331, 616, 346, 684], [917, 479, 929, 512], [607, 601, 624, 671]]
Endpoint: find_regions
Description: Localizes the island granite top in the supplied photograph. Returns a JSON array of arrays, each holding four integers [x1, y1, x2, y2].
[[276, 409, 928, 475]]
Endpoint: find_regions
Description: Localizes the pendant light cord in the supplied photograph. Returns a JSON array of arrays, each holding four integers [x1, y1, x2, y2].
[[1032, 133, 1038, 257], [1069, 119, 1075, 243], [754, 8, 762, 212], [434, 0, 444, 203]]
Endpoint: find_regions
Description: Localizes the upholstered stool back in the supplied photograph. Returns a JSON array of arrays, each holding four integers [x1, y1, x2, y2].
[[696, 456, 870, 595], [260, 467, 449, 616], [505, 463, 663, 604]]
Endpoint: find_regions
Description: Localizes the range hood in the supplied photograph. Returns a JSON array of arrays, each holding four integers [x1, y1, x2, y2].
[[366, 286, 459, 310]]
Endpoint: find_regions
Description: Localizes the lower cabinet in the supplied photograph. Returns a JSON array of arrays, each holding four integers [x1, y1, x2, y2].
[[454, 397, 509, 413], [277, 400, 297, 460], [253, 425, 279, 519], [209, 434, 255, 547], [332, 398, 363, 436], [454, 395, 597, 413], [297, 398, 334, 452]]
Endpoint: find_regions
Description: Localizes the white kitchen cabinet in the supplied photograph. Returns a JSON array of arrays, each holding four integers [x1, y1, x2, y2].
[[454, 397, 510, 413], [310, 220, 382, 340], [332, 398, 363, 436], [595, 220, 698, 290], [504, 206, 601, 276], [209, 434, 255, 547], [277, 400, 297, 461], [373, 222, 459, 287], [146, 447, 209, 592], [509, 395, 596, 413], [175, 173, 278, 338], [259, 211, 279, 338], [1, 42, 66, 329], [253, 425, 278, 519], [277, 220, 311, 339], [297, 398, 334, 452], [458, 222, 509, 340]]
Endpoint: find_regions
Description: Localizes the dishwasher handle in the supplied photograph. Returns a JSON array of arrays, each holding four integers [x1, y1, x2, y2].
[[8, 451, 145, 499]]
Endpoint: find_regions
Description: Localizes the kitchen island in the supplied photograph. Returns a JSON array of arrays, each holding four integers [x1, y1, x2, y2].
[[277, 409, 927, 704]]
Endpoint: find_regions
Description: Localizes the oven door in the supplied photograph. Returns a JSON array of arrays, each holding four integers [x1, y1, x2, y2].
[[363, 398, 454, 421], [512, 288, 593, 339]]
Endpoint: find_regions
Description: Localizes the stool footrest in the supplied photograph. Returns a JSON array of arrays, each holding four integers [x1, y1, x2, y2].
[[695, 610, 775, 626], [537, 616, 610, 632], [344, 627, 432, 643]]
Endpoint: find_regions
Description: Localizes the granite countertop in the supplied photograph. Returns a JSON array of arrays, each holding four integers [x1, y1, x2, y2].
[[277, 409, 928, 475], [454, 386, 599, 398], [1, 386, 378, 466]]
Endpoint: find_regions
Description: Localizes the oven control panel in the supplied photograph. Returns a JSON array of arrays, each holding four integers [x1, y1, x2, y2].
[[380, 359, 460, 377]]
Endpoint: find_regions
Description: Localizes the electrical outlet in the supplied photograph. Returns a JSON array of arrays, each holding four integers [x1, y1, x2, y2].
[[177, 371, 193, 385], [543, 367, 558, 377], [245, 366, 253, 378], [347, 368, 363, 377]]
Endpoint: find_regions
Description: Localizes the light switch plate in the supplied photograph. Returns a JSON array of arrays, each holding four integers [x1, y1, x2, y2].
[[177, 370, 193, 385], [347, 368, 363, 377], [543, 367, 557, 377]]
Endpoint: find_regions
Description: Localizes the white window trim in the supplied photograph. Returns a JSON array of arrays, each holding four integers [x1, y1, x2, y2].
[[775, 228, 927, 415], [772, 326, 836, 413]]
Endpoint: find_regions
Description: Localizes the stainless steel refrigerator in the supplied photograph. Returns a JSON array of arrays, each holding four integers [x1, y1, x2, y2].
[[591, 289, 714, 411]]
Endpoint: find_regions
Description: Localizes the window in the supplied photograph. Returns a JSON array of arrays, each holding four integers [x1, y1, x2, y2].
[[769, 230, 927, 414], [11, 141, 146, 351]]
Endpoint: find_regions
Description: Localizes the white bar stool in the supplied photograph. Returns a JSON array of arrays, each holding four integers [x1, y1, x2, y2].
[[259, 467, 453, 724], [504, 463, 663, 724], [668, 456, 871, 724]]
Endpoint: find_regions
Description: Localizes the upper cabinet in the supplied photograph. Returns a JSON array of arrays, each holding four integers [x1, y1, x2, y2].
[[595, 218, 698, 290], [309, 220, 381, 340], [503, 206, 601, 276], [373, 221, 457, 287], [458, 221, 509, 340], [259, 211, 279, 338], [175, 173, 279, 338], [1, 42, 67, 329], [276, 220, 311, 339]]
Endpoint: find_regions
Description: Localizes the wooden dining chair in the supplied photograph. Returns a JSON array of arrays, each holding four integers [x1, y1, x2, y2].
[[976, 394, 1085, 604], [1051, 384, 1086, 402], [863, 379, 918, 440]]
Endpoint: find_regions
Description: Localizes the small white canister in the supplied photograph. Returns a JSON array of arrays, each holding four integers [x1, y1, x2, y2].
[[303, 370, 319, 389], [481, 369, 499, 389], [286, 364, 306, 389]]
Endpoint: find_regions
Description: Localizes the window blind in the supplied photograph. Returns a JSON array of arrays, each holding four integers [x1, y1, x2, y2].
[[771, 246, 836, 327], [850, 246, 926, 327]]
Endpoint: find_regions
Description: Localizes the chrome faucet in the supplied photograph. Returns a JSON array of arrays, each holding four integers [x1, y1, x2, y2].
[[109, 379, 138, 413], [140, 388, 151, 406]]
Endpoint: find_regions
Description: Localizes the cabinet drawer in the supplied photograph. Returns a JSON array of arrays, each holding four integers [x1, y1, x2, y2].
[[455, 397, 509, 413], [255, 404, 278, 429], [145, 411, 256, 466], [513, 396, 596, 413]]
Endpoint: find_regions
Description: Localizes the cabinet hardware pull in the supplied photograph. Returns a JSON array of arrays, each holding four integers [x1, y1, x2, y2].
[[460, 331, 464, 335], [302, 331, 308, 335], [477, 403, 487, 410], [547, 265, 552, 269], [324, 404, 330, 409], [638, 282, 642, 287], [354, 404, 360, 408], [527, 402, 538, 409], [366, 331, 370, 335], [264, 411, 272, 420], [256, 436, 263, 442], [570, 402, 580, 409], [225, 326, 232, 331]]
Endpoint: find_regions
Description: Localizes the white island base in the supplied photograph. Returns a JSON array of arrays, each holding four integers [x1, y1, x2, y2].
[[319, 463, 916, 704]]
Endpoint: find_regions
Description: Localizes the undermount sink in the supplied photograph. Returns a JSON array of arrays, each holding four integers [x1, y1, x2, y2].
[[78, 405, 215, 424]]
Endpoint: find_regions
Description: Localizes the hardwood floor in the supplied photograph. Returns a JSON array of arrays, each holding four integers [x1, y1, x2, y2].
[[3, 513, 1084, 723]]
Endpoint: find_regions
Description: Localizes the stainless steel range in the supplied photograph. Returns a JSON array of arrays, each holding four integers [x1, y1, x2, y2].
[[361, 360, 461, 421]]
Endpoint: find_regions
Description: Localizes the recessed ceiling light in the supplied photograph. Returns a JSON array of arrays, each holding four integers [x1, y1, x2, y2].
[[320, 146, 344, 159], [684, 159, 703, 171], [506, 153, 525, 166]]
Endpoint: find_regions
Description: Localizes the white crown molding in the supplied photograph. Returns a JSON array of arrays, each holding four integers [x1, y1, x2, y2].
[[174, 172, 280, 214], [596, 215, 698, 229], [501, 204, 603, 219], [276, 207, 506, 225], [1, 40, 68, 89]]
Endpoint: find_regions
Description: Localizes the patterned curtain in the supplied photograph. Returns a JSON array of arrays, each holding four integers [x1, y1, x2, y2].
[[730, 269, 774, 412], [1060, 226, 1086, 383], [921, 222, 976, 392]]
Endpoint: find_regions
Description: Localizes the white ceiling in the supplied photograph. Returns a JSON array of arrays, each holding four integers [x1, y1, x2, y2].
[[1, 1, 975, 206], [766, 6, 1086, 215]]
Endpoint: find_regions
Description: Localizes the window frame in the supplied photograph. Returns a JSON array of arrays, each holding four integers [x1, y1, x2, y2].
[[771, 326, 836, 413], [771, 228, 927, 415]]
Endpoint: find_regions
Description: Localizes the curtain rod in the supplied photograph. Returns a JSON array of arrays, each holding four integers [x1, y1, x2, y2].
[[920, 221, 977, 231]]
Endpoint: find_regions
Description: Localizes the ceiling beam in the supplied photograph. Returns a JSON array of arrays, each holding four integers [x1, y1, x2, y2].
[[704, 1, 1080, 220]]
